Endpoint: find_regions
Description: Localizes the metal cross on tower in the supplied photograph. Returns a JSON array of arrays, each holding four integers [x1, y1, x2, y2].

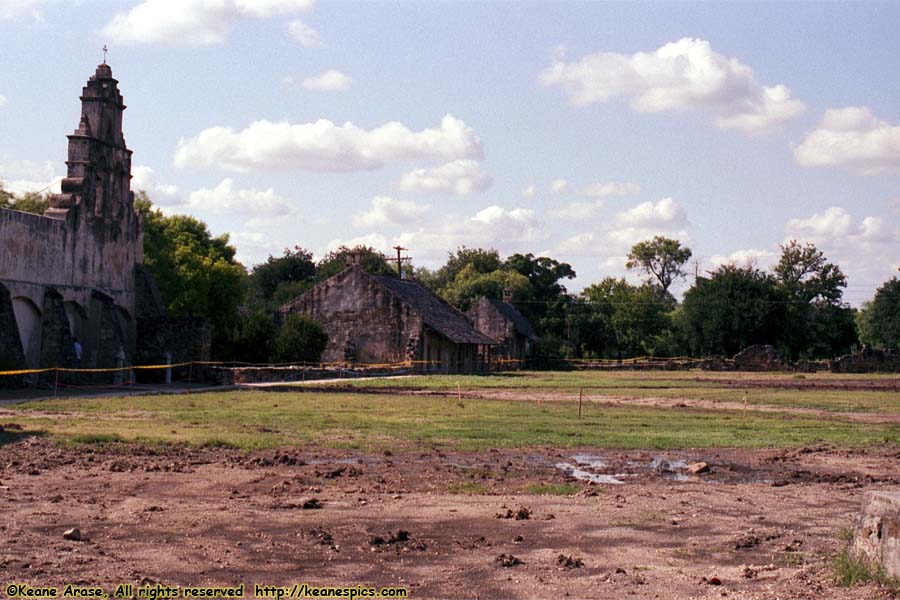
[[102, 45, 108, 64]]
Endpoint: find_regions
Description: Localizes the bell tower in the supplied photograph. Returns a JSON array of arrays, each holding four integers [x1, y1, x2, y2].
[[47, 62, 135, 228]]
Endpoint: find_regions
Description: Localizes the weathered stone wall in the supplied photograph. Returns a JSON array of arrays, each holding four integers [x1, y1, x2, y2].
[[0, 64, 142, 371], [467, 298, 518, 358], [830, 347, 900, 373], [732, 344, 785, 371], [282, 267, 424, 365], [135, 316, 211, 382], [0, 282, 25, 372], [39, 288, 76, 369], [853, 491, 900, 578]]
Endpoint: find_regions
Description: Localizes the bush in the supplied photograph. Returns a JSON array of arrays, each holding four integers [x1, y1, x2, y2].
[[273, 314, 328, 363]]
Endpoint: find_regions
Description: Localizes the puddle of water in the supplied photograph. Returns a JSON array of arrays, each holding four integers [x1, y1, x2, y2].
[[570, 454, 607, 469], [649, 457, 688, 472], [555, 462, 624, 485]]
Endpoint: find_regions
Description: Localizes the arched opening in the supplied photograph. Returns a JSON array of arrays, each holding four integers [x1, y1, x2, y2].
[[64, 300, 87, 343], [12, 297, 42, 368]]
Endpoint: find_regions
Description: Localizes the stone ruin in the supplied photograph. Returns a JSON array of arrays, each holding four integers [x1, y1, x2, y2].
[[0, 63, 209, 386]]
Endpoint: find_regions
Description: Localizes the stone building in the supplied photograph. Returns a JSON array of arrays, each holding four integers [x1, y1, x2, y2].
[[279, 261, 496, 373], [0, 63, 208, 377], [467, 293, 540, 365]]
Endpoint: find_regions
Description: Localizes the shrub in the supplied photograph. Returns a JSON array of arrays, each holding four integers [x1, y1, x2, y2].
[[273, 314, 328, 363]]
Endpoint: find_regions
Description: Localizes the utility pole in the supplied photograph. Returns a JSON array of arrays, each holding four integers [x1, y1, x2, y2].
[[387, 245, 412, 277]]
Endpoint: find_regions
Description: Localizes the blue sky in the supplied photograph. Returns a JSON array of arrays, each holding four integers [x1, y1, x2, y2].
[[1, 0, 898, 305]]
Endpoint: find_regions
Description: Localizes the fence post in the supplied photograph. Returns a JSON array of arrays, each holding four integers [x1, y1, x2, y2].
[[578, 387, 583, 420], [54, 368, 59, 398]]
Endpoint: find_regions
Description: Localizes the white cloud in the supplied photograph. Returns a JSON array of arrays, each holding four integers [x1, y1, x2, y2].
[[0, 159, 63, 195], [174, 114, 483, 173], [322, 232, 390, 255], [785, 206, 854, 239], [547, 200, 604, 221], [794, 107, 900, 175], [352, 196, 429, 228], [783, 206, 900, 305], [331, 204, 544, 264], [614, 197, 687, 229], [302, 70, 352, 92], [188, 178, 294, 216], [395, 159, 492, 196], [550, 178, 570, 194], [540, 37, 805, 135], [709, 248, 777, 269], [0, 0, 44, 21], [132, 165, 181, 206], [0, 94, 7, 107], [230, 231, 292, 267], [577, 181, 641, 198], [287, 18, 323, 47], [521, 184, 536, 198], [102, 0, 314, 45]]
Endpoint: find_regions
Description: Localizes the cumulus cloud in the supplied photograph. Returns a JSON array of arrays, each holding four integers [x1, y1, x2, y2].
[[187, 178, 295, 216], [302, 70, 352, 92], [550, 179, 570, 194], [287, 18, 322, 47], [521, 184, 536, 198], [0, 94, 7, 107], [102, 0, 314, 45], [395, 159, 492, 196], [577, 181, 641, 198], [540, 37, 805, 135], [174, 114, 483, 173], [547, 200, 604, 221], [0, 0, 44, 21], [783, 206, 900, 305], [709, 248, 777, 269], [331, 205, 544, 264], [132, 165, 181, 206], [352, 196, 429, 228], [0, 159, 63, 195], [614, 197, 687, 229], [794, 106, 900, 175]]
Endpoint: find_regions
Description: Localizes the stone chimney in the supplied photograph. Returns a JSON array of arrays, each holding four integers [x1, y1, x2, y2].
[[346, 251, 363, 269], [502, 288, 513, 304]]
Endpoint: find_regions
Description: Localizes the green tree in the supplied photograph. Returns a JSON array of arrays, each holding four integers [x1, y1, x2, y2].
[[504, 253, 577, 356], [440, 264, 529, 311], [581, 278, 673, 358], [316, 245, 395, 280], [222, 310, 277, 364], [135, 193, 247, 357], [249, 246, 316, 310], [773, 240, 852, 358], [420, 247, 504, 292], [0, 181, 50, 214], [273, 313, 328, 363], [681, 265, 786, 357], [626, 236, 692, 295], [865, 277, 900, 349]]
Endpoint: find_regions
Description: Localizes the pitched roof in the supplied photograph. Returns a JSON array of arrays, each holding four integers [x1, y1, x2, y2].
[[370, 274, 497, 345], [485, 297, 540, 342]]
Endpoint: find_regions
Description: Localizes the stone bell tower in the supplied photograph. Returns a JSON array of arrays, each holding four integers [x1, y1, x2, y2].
[[46, 62, 143, 293]]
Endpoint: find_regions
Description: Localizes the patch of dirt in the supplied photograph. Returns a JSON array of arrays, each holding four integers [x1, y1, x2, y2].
[[0, 438, 898, 599]]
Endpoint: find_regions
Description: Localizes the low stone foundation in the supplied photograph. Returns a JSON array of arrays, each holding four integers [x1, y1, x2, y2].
[[853, 491, 900, 579]]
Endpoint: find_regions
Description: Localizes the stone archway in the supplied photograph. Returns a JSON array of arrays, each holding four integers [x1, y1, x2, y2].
[[12, 296, 41, 368]]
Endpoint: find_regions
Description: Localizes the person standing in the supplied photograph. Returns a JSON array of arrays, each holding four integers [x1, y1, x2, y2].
[[73, 337, 83, 367]]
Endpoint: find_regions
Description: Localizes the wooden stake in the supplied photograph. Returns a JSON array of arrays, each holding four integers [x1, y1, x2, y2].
[[54, 368, 59, 398], [457, 382, 462, 403], [578, 387, 583, 420]]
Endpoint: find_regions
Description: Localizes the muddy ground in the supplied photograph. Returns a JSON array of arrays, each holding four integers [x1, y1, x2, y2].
[[1, 436, 898, 599]]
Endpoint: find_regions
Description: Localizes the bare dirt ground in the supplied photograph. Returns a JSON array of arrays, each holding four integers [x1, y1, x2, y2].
[[2, 436, 898, 599]]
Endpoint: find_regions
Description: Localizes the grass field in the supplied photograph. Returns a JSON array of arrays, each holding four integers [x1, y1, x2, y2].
[[328, 370, 900, 414], [3, 370, 900, 450]]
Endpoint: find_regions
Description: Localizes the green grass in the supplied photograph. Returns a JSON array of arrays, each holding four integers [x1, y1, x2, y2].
[[4, 388, 899, 451], [831, 532, 900, 591], [525, 483, 580, 495], [329, 371, 900, 415]]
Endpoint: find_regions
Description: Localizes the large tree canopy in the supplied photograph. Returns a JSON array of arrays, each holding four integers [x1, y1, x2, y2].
[[681, 265, 786, 357], [135, 193, 247, 356], [861, 277, 900, 349], [626, 236, 692, 295]]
